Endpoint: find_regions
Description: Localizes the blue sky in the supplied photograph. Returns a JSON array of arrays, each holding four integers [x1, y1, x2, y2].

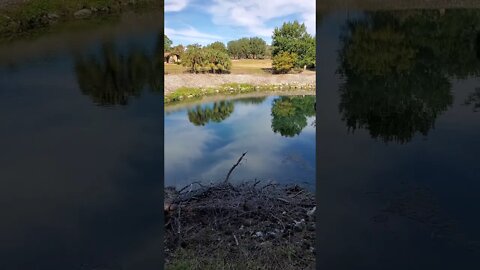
[[165, 0, 315, 46]]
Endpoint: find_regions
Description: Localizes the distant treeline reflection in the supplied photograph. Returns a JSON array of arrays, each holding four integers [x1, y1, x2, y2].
[[338, 9, 480, 143], [186, 96, 315, 137], [74, 34, 163, 106]]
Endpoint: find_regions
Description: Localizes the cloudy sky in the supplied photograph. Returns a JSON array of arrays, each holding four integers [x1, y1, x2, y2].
[[165, 0, 316, 46]]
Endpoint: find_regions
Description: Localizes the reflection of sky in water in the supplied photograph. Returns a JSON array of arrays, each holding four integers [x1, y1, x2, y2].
[[165, 96, 316, 188]]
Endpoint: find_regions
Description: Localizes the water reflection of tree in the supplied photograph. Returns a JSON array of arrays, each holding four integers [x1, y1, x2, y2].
[[74, 35, 163, 106], [187, 101, 235, 126], [234, 97, 267, 104], [338, 10, 480, 143], [271, 96, 315, 137]]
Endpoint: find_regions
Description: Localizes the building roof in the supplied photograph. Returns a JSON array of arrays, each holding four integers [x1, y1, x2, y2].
[[164, 52, 180, 57]]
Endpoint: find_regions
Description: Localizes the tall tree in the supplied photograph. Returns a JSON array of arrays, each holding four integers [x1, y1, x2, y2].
[[249, 37, 267, 59], [272, 21, 315, 68]]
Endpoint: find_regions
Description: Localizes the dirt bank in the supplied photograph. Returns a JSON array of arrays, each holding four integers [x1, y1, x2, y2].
[[164, 73, 316, 95]]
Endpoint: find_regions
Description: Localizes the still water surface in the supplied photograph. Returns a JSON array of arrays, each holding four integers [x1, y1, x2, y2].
[[0, 16, 163, 269], [164, 95, 316, 188], [317, 8, 480, 269]]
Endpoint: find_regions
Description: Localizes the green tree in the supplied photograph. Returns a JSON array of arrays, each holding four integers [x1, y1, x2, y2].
[[265, 45, 272, 59], [249, 37, 267, 59], [271, 21, 315, 68], [170, 44, 185, 58], [271, 96, 316, 137], [272, 52, 297, 74], [227, 37, 265, 59], [164, 34, 172, 52], [207, 41, 228, 53], [237, 37, 250, 58], [227, 40, 241, 59], [204, 48, 232, 73]]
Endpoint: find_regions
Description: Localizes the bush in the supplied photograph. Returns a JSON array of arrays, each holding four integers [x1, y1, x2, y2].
[[182, 47, 231, 73], [272, 52, 297, 74]]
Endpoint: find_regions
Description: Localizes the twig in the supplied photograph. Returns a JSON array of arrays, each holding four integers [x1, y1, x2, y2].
[[233, 234, 239, 246], [177, 206, 181, 247], [224, 152, 247, 183], [276, 197, 290, 203], [291, 190, 305, 198]]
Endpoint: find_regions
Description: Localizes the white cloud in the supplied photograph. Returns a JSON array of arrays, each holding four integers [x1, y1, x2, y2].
[[207, 0, 316, 37], [165, 26, 224, 45], [165, 0, 189, 12]]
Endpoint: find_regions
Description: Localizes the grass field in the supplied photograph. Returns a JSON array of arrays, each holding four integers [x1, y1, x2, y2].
[[164, 59, 273, 75]]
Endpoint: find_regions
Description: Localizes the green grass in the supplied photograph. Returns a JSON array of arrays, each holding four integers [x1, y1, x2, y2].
[[165, 82, 314, 105], [164, 63, 187, 74], [230, 58, 272, 74]]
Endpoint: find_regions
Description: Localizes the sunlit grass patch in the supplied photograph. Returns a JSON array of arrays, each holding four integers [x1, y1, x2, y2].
[[164, 82, 314, 105]]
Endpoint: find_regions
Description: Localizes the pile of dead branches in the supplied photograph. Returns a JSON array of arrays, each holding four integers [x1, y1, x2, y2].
[[164, 178, 316, 269]]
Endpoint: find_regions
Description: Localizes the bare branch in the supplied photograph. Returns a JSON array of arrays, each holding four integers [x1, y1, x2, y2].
[[224, 152, 247, 183]]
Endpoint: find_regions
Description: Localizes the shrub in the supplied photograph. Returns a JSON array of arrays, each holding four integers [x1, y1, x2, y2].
[[182, 47, 231, 73], [272, 52, 297, 74]]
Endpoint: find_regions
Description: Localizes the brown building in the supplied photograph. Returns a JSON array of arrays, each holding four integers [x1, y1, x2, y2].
[[164, 52, 180, 64]]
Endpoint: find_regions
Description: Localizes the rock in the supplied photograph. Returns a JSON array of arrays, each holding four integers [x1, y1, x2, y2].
[[47, 13, 60, 20], [74, 9, 92, 18], [254, 231, 264, 238], [293, 219, 305, 232], [265, 231, 276, 240]]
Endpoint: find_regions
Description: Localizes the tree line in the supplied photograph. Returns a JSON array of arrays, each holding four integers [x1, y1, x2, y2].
[[227, 37, 269, 59], [164, 20, 315, 74]]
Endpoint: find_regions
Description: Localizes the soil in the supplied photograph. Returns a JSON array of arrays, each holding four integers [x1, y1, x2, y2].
[[164, 73, 316, 95]]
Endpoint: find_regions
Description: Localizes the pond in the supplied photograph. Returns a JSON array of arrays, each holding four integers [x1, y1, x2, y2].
[[0, 14, 164, 269], [164, 95, 316, 189], [317, 8, 480, 269]]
